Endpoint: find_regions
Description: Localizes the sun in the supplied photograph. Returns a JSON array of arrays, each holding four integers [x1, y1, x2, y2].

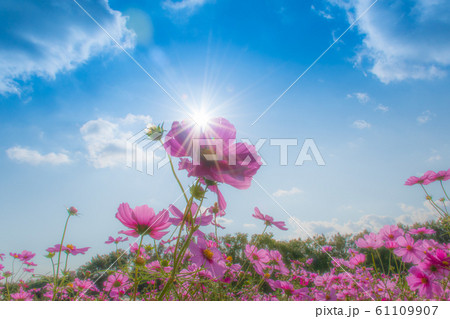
[[191, 110, 212, 131]]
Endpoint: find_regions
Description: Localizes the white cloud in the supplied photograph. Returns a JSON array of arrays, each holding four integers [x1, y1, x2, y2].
[[347, 92, 370, 104], [417, 110, 434, 124], [6, 146, 71, 165], [375, 104, 389, 112], [427, 155, 442, 162], [329, 0, 450, 83], [273, 187, 303, 198], [0, 0, 135, 95], [217, 217, 233, 225], [162, 0, 210, 12], [80, 113, 152, 168], [311, 5, 334, 19], [243, 223, 257, 228], [352, 119, 371, 129], [288, 201, 437, 240]]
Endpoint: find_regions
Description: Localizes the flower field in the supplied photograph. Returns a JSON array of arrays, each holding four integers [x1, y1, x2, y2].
[[1, 118, 449, 301]]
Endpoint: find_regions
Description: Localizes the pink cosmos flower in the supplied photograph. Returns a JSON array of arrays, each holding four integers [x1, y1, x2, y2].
[[378, 225, 404, 242], [349, 253, 366, 267], [189, 237, 226, 278], [427, 169, 450, 183], [407, 266, 443, 299], [321, 246, 333, 252], [103, 272, 131, 298], [23, 268, 34, 273], [269, 250, 289, 275], [409, 227, 436, 235], [169, 203, 213, 227], [200, 178, 227, 215], [0, 253, 5, 261], [384, 241, 399, 249], [245, 245, 270, 275], [164, 117, 262, 189], [116, 203, 171, 239], [211, 220, 226, 229], [422, 249, 450, 278], [10, 288, 33, 301], [24, 261, 37, 267], [355, 233, 383, 249], [404, 171, 435, 186], [270, 280, 308, 298], [74, 278, 99, 293], [252, 207, 288, 230], [9, 250, 35, 262], [105, 236, 129, 244], [129, 243, 146, 256], [46, 244, 90, 256], [394, 235, 425, 264]]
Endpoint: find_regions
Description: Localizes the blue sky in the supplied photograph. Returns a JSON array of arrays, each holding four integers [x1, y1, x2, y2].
[[1, 0, 449, 275]]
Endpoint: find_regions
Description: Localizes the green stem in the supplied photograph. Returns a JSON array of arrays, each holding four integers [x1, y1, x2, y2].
[[421, 185, 446, 216], [160, 140, 188, 203], [441, 181, 450, 201], [158, 194, 205, 300], [132, 236, 145, 301], [53, 214, 71, 300]]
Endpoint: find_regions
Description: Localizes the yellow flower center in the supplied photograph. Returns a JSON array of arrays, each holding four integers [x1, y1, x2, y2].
[[66, 244, 74, 250], [203, 248, 214, 261]]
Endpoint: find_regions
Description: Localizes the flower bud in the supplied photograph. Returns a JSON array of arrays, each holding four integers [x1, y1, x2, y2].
[[67, 206, 78, 216], [135, 256, 146, 266], [190, 184, 206, 200], [145, 123, 164, 141]]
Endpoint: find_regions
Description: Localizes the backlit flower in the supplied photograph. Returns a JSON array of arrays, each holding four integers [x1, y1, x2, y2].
[[116, 203, 171, 239], [252, 207, 288, 230], [164, 117, 262, 189]]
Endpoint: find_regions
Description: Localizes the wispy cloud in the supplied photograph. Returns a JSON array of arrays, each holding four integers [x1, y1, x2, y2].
[[311, 5, 334, 20], [427, 155, 442, 162], [80, 114, 152, 169], [375, 104, 389, 112], [6, 146, 71, 165], [288, 201, 436, 239], [217, 217, 233, 226], [352, 120, 371, 129], [347, 92, 370, 104], [243, 223, 257, 228], [329, 0, 450, 83], [273, 187, 303, 198], [162, 0, 210, 12], [417, 110, 434, 124], [0, 0, 135, 96]]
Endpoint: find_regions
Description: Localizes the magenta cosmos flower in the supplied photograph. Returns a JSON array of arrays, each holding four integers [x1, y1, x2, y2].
[[252, 207, 288, 230], [245, 245, 270, 275], [46, 244, 90, 256], [10, 250, 35, 262], [164, 117, 262, 189], [103, 271, 131, 298], [407, 266, 443, 299], [394, 235, 425, 264], [189, 237, 226, 278], [169, 203, 213, 227], [427, 169, 450, 183], [404, 170, 435, 186], [10, 288, 33, 301], [409, 227, 436, 235], [105, 236, 129, 244], [355, 233, 383, 249], [116, 203, 171, 239]]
